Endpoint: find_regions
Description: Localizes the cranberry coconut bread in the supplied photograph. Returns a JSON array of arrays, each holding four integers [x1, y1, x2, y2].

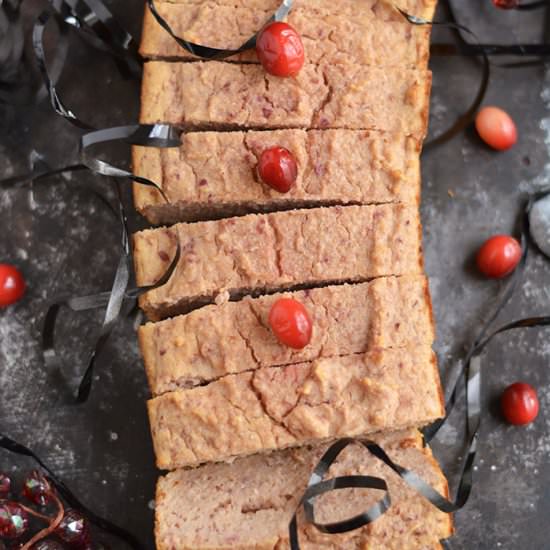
[[133, 130, 420, 225], [140, 275, 435, 395], [147, 345, 443, 469], [155, 429, 452, 549], [158, 0, 438, 21], [140, 3, 431, 68], [133, 204, 424, 320], [140, 62, 431, 137]]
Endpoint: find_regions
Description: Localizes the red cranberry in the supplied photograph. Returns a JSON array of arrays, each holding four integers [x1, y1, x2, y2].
[[476, 235, 522, 278], [501, 382, 539, 425], [492, 0, 519, 8], [475, 106, 517, 150], [257, 147, 298, 193], [0, 501, 29, 539], [268, 298, 312, 349], [256, 22, 305, 77], [0, 264, 26, 307], [23, 470, 51, 506]]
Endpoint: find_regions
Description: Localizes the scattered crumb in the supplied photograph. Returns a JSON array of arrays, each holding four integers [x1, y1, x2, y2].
[[215, 289, 230, 306]]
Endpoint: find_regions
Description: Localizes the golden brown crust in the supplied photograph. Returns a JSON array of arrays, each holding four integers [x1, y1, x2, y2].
[[419, 440, 455, 542]]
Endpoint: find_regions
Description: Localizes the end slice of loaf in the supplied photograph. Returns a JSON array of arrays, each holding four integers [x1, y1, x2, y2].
[[140, 3, 432, 69], [155, 428, 453, 550], [133, 204, 424, 321], [139, 275, 435, 395], [147, 345, 444, 469], [132, 129, 421, 225], [140, 61, 431, 137]]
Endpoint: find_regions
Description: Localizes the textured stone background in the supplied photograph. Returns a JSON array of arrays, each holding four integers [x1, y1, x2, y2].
[[1, 1, 549, 548]]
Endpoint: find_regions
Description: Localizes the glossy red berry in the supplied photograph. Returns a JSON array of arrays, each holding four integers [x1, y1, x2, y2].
[[475, 106, 517, 150], [55, 509, 91, 547], [256, 22, 305, 77], [0, 264, 26, 308], [492, 0, 519, 8], [476, 235, 522, 278], [0, 502, 29, 539], [501, 382, 539, 425], [0, 474, 11, 498], [23, 470, 51, 506], [269, 298, 312, 349], [258, 147, 298, 193]]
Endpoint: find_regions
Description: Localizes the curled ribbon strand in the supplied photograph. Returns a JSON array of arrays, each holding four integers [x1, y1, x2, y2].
[[146, 0, 293, 60], [398, 7, 490, 150], [26, 6, 183, 403]]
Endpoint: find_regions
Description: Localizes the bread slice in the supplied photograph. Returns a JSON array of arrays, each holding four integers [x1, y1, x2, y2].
[[140, 61, 431, 137], [155, 428, 452, 549], [147, 345, 444, 469], [156, 0, 438, 21], [133, 204, 424, 320], [132, 129, 420, 225], [139, 275, 435, 395], [140, 2, 432, 68]]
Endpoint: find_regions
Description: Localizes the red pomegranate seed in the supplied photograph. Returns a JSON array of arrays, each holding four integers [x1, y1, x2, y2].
[[23, 470, 52, 506], [0, 501, 29, 539]]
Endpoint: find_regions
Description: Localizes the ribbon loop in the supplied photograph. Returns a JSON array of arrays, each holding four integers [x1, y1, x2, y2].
[[146, 0, 293, 60]]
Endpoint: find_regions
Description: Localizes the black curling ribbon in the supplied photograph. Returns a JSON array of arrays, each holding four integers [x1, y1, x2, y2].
[[40, 179, 180, 404], [398, 7, 490, 150], [49, 0, 142, 77], [0, 157, 179, 404], [147, 0, 293, 60], [22, 5, 183, 403], [516, 0, 550, 10], [0, 432, 146, 550], [432, 0, 550, 69], [290, 188, 550, 548]]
